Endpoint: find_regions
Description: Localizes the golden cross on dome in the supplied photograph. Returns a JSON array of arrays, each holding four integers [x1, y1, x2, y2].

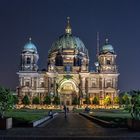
[[29, 37, 32, 42], [105, 38, 109, 44], [65, 16, 72, 34]]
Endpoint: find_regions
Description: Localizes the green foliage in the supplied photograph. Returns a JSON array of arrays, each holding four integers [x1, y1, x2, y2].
[[122, 93, 130, 105], [43, 96, 51, 105], [84, 96, 91, 104], [0, 86, 14, 118], [104, 96, 111, 106], [114, 96, 120, 104], [92, 96, 99, 105], [13, 95, 19, 104], [130, 92, 140, 120], [22, 95, 30, 105], [72, 96, 79, 105], [32, 96, 40, 104], [53, 96, 60, 105]]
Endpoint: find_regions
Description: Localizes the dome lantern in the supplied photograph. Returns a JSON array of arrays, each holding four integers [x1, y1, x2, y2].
[[100, 38, 114, 54], [65, 17, 72, 34], [105, 38, 109, 45]]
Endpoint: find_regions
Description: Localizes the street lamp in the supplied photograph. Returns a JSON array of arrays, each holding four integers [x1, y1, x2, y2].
[[94, 62, 99, 72]]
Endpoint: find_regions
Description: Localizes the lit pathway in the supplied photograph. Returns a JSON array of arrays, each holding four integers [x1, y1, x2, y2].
[[0, 113, 140, 139]]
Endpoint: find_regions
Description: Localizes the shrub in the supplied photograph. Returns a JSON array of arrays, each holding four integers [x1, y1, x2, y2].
[[32, 97, 40, 104], [92, 96, 99, 105], [53, 96, 60, 105], [0, 87, 14, 118], [22, 95, 30, 105], [43, 96, 51, 105]]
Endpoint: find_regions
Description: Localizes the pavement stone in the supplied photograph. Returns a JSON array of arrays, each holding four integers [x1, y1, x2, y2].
[[0, 113, 140, 139]]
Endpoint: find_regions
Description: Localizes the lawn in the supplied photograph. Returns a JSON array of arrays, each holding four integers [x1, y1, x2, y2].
[[90, 109, 131, 118], [5, 109, 60, 122], [89, 109, 131, 126]]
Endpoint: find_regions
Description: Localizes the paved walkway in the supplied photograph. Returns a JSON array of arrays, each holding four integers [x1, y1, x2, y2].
[[0, 113, 140, 139]]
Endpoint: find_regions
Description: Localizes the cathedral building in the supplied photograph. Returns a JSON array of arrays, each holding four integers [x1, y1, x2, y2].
[[17, 18, 119, 106]]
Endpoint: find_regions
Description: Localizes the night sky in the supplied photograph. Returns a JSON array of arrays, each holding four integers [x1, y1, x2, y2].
[[0, 0, 140, 92]]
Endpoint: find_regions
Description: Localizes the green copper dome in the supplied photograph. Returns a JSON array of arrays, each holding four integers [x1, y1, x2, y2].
[[49, 17, 88, 55], [101, 39, 114, 53], [49, 34, 88, 55], [23, 38, 37, 53]]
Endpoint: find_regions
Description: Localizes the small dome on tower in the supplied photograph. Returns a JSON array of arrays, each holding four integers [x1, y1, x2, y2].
[[23, 38, 37, 53], [101, 39, 114, 53]]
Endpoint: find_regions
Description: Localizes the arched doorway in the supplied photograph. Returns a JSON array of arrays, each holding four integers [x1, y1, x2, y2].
[[58, 80, 79, 106]]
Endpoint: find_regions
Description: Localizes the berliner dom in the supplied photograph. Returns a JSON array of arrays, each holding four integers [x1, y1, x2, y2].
[[17, 17, 119, 106]]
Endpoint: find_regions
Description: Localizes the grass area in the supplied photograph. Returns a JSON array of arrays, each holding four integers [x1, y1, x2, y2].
[[90, 109, 131, 118], [5, 109, 60, 122], [89, 109, 131, 126]]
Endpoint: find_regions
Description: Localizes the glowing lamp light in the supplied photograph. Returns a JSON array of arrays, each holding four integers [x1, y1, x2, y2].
[[94, 62, 99, 67]]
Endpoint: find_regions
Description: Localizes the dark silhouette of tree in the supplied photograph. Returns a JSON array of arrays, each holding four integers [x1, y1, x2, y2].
[[22, 95, 30, 105], [32, 96, 40, 104], [13, 95, 19, 104], [84, 96, 91, 104], [92, 96, 99, 105], [0, 86, 14, 118], [53, 96, 60, 105], [43, 96, 51, 105], [72, 96, 80, 105]]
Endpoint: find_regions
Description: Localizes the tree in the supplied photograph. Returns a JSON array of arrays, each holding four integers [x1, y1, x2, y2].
[[0, 87, 14, 118], [130, 93, 140, 120], [13, 95, 19, 104], [122, 93, 130, 105], [32, 96, 40, 104], [43, 96, 51, 105], [53, 96, 60, 105], [104, 96, 111, 106], [114, 96, 119, 104], [22, 95, 30, 105], [92, 96, 99, 105], [84, 96, 91, 104], [72, 96, 79, 105]]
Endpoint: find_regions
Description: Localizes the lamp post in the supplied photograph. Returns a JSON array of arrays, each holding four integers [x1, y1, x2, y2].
[[94, 62, 99, 72]]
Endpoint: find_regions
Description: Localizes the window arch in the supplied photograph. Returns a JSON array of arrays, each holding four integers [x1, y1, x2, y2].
[[27, 57, 31, 64]]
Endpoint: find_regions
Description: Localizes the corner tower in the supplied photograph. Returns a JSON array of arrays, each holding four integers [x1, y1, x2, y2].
[[20, 38, 39, 71], [98, 39, 117, 73]]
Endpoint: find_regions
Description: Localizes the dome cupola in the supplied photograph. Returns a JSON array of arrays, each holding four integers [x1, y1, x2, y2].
[[23, 38, 37, 53], [101, 39, 114, 54], [48, 17, 88, 56]]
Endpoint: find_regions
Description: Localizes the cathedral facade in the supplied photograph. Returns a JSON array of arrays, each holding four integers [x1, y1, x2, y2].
[[17, 18, 119, 106]]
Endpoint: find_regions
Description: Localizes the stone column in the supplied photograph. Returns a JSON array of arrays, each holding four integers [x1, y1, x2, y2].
[[81, 77, 86, 97]]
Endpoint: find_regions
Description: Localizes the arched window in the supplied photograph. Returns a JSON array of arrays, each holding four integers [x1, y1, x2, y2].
[[25, 81, 29, 86], [107, 59, 111, 65], [27, 57, 31, 64], [106, 79, 112, 88], [41, 82, 45, 88], [55, 53, 63, 66]]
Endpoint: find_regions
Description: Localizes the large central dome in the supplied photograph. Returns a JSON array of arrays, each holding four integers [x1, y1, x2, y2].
[[49, 17, 88, 55]]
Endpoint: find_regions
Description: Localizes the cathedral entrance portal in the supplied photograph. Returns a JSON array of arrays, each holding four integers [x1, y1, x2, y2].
[[58, 80, 79, 106]]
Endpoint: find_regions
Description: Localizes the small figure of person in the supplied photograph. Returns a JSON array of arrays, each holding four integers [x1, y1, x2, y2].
[[63, 105, 67, 118], [67, 107, 69, 113], [48, 109, 53, 118], [85, 106, 90, 113]]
